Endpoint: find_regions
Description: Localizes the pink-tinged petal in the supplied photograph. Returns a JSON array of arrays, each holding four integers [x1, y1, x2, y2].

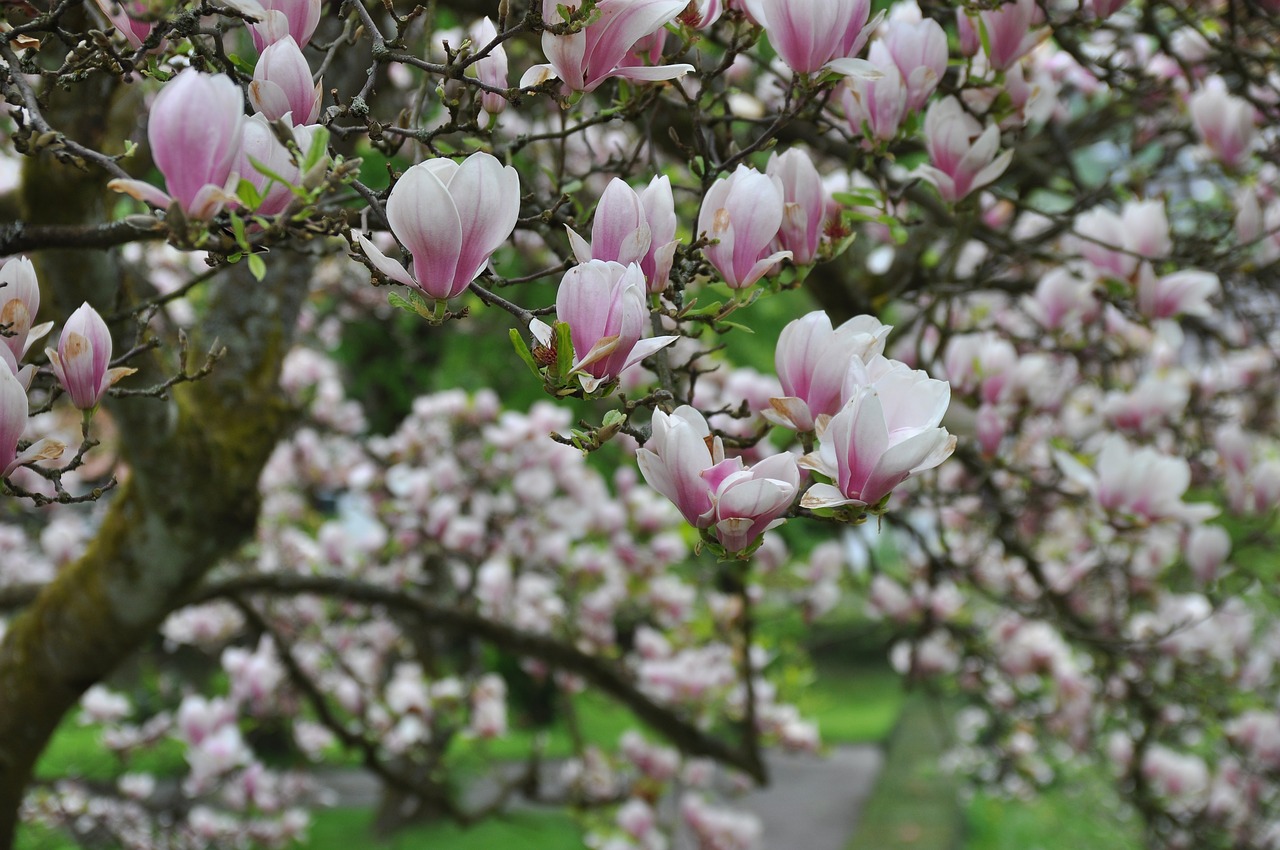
[[386, 163, 464, 298], [446, 152, 521, 291], [608, 63, 695, 83], [566, 226, 594, 264], [107, 178, 173, 210], [187, 184, 240, 221], [752, 453, 801, 489], [543, 29, 588, 91], [914, 165, 958, 203], [825, 57, 883, 79], [355, 233, 419, 289], [0, 364, 28, 474], [620, 334, 678, 374], [800, 482, 863, 510], [519, 63, 560, 88], [833, 391, 889, 498], [582, 0, 688, 87], [970, 149, 1014, 195], [249, 0, 321, 51], [861, 428, 952, 504], [701, 456, 746, 493], [148, 71, 244, 215], [572, 334, 623, 375], [737, 250, 792, 290], [727, 169, 785, 277], [592, 179, 651, 265], [763, 397, 816, 432]]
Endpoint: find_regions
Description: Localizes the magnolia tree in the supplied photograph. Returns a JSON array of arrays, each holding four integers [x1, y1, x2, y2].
[[0, 0, 1277, 848]]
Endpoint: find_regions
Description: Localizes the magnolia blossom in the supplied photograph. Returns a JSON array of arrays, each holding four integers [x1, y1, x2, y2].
[[249, 36, 321, 125], [533, 261, 677, 393], [567, 177, 678, 294], [0, 364, 63, 478], [877, 13, 946, 111], [800, 357, 955, 510], [520, 0, 694, 93], [0, 257, 52, 366], [1136, 266, 1219, 319], [468, 17, 508, 118], [841, 61, 909, 143], [248, 0, 322, 52], [1189, 77, 1257, 169], [235, 117, 304, 216], [697, 165, 791, 289], [1074, 199, 1171, 280], [679, 0, 722, 29], [766, 149, 827, 266], [109, 70, 244, 219], [93, 0, 154, 48], [46, 303, 133, 411], [356, 151, 520, 300], [917, 97, 1013, 203], [765, 311, 891, 432], [1058, 436, 1217, 524], [743, 0, 876, 76], [637, 406, 799, 553], [980, 0, 1043, 71]]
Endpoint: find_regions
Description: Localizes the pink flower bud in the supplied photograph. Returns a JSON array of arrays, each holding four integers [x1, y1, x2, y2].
[[879, 13, 946, 112], [841, 58, 909, 143], [355, 151, 521, 300], [800, 357, 955, 509], [955, 9, 980, 57], [917, 97, 1013, 203], [110, 70, 244, 219], [0, 257, 51, 364], [1189, 77, 1257, 170], [521, 0, 694, 92], [766, 310, 891, 432], [980, 0, 1043, 71], [541, 261, 677, 393], [234, 116, 311, 216], [0, 363, 63, 477], [249, 0, 322, 52], [638, 175, 679, 294], [569, 178, 652, 269], [47, 302, 123, 411], [766, 149, 827, 266], [697, 164, 792, 289], [745, 0, 874, 75], [637, 405, 723, 527], [249, 36, 321, 125], [1186, 524, 1230, 584], [468, 17, 508, 118], [705, 452, 800, 553]]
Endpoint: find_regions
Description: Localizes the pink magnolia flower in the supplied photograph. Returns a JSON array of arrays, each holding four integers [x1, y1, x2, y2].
[[955, 9, 980, 57], [701, 452, 800, 553], [878, 13, 946, 112], [1074, 199, 1171, 279], [1058, 436, 1216, 524], [520, 0, 694, 93], [109, 70, 244, 219], [0, 364, 63, 478], [841, 57, 909, 143], [0, 257, 52, 365], [766, 149, 827, 266], [697, 164, 791, 289], [1136, 265, 1219, 320], [468, 17, 509, 118], [765, 311, 891, 432], [93, 0, 154, 48], [568, 177, 678, 295], [248, 0, 322, 52], [534, 261, 677, 393], [980, 0, 1043, 71], [1189, 77, 1257, 170], [234, 116, 322, 216], [249, 36, 321, 125], [800, 357, 955, 510], [46, 303, 133, 411], [679, 0, 723, 29], [917, 97, 1013, 203], [637, 405, 799, 553], [356, 151, 520, 300], [743, 0, 875, 76]]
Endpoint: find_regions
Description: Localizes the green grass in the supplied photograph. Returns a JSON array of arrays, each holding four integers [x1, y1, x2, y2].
[[964, 770, 1142, 850], [848, 694, 962, 850], [34, 720, 186, 782], [800, 661, 904, 745]]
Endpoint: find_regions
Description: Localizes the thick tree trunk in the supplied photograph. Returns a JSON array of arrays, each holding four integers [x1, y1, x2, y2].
[[0, 74, 312, 844]]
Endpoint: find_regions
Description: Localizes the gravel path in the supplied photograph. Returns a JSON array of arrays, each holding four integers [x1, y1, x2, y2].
[[315, 744, 885, 849]]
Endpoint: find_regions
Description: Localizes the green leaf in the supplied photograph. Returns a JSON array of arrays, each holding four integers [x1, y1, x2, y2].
[[302, 127, 331, 171], [248, 156, 292, 190], [236, 178, 262, 210], [509, 329, 542, 379], [247, 254, 267, 281], [832, 190, 880, 207], [554, 321, 575, 379], [387, 292, 421, 314], [229, 212, 248, 249], [601, 409, 626, 429], [717, 320, 755, 334]]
